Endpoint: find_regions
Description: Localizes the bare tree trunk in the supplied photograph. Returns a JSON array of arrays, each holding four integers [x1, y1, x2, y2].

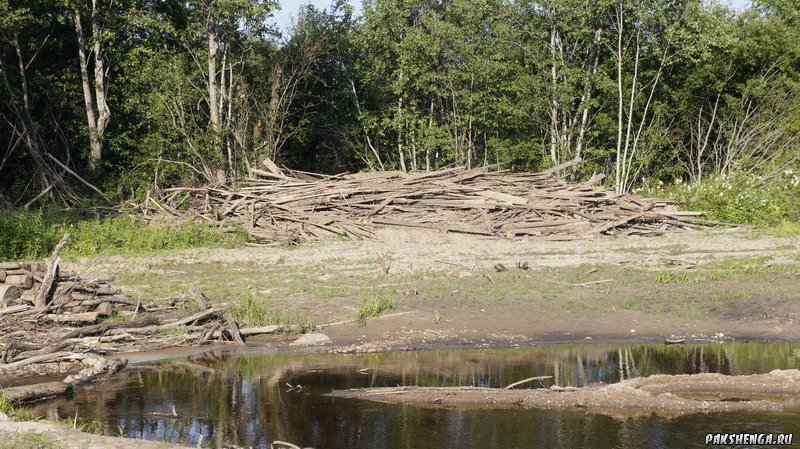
[[208, 20, 220, 134], [74, 9, 102, 170], [397, 96, 407, 172], [615, 5, 624, 192], [575, 29, 602, 160], [91, 0, 110, 161], [549, 26, 560, 166]]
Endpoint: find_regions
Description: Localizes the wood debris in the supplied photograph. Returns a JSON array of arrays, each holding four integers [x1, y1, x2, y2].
[[0, 239, 290, 398], [136, 158, 710, 244]]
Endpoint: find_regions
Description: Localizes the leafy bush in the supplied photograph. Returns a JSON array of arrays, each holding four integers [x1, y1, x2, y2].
[[0, 209, 247, 260], [639, 170, 800, 226]]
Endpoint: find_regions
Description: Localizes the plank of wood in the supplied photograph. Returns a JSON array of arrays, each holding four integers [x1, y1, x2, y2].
[[473, 189, 529, 205]]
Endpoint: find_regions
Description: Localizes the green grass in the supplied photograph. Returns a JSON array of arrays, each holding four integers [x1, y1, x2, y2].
[[0, 396, 43, 422], [356, 297, 394, 320], [65, 410, 103, 434], [0, 209, 247, 260], [0, 433, 58, 449], [655, 257, 800, 285], [231, 294, 315, 331]]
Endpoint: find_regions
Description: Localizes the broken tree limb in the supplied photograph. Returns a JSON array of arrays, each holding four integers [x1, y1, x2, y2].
[[224, 312, 245, 345], [505, 376, 554, 389], [34, 233, 70, 308], [45, 153, 110, 202], [58, 317, 159, 340], [159, 308, 218, 328]]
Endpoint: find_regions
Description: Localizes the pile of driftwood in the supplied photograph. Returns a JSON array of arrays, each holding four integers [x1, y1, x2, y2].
[[137, 158, 707, 244], [0, 235, 284, 399]]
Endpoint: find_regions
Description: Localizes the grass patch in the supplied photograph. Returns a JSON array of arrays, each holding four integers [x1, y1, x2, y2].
[[0, 209, 247, 260], [0, 433, 58, 449], [65, 410, 103, 434], [356, 297, 394, 320], [0, 396, 43, 422], [231, 295, 315, 331]]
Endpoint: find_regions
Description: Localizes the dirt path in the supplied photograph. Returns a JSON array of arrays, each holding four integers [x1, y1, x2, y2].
[[68, 228, 800, 352]]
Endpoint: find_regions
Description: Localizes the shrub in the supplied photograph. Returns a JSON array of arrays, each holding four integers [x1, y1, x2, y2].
[[639, 170, 800, 226]]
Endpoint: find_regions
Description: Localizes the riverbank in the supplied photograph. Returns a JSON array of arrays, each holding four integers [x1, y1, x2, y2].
[[66, 227, 799, 352]]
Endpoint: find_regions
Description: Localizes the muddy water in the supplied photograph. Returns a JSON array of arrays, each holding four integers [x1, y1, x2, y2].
[[37, 343, 800, 448]]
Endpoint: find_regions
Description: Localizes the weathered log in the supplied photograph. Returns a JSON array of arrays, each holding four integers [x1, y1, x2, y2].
[[10, 341, 74, 363], [0, 263, 20, 270], [224, 313, 244, 345], [0, 304, 29, 315], [0, 270, 5, 282], [4, 275, 33, 289], [35, 233, 70, 308], [58, 317, 159, 340], [0, 382, 73, 402], [0, 351, 74, 371], [0, 285, 22, 303], [95, 287, 122, 296], [188, 286, 211, 310], [45, 312, 100, 324], [159, 308, 218, 328]]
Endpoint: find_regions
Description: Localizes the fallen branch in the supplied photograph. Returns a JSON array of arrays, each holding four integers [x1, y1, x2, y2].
[[505, 376, 553, 390]]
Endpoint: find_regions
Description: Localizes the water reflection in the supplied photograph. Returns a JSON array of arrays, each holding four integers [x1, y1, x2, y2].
[[36, 343, 800, 448]]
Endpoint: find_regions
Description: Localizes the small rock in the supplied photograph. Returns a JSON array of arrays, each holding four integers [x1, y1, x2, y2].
[[458, 271, 473, 278], [584, 336, 593, 340], [290, 333, 332, 346], [0, 412, 9, 421]]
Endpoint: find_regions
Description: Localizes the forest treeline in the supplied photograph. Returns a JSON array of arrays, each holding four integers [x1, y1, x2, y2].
[[1, 0, 799, 205]]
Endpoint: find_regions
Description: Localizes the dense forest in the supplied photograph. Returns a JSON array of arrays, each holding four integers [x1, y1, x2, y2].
[[1, 0, 798, 208]]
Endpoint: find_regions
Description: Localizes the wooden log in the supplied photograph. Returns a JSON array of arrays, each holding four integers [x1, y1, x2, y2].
[[35, 233, 70, 308], [10, 341, 73, 363], [0, 304, 29, 315], [45, 312, 100, 324], [0, 351, 74, 372], [58, 317, 159, 340], [0, 270, 5, 282], [0, 382, 73, 402], [95, 287, 122, 296], [0, 285, 22, 303], [224, 313, 244, 345], [159, 308, 218, 328], [188, 286, 211, 310], [0, 263, 20, 270], [5, 274, 33, 289]]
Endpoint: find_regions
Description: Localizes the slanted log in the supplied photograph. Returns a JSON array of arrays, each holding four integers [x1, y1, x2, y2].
[[35, 233, 70, 308]]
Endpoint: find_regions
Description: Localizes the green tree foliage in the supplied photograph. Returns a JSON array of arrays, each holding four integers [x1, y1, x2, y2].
[[0, 0, 798, 204]]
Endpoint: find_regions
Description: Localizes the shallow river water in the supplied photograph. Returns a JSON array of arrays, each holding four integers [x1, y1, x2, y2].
[[37, 343, 800, 448]]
